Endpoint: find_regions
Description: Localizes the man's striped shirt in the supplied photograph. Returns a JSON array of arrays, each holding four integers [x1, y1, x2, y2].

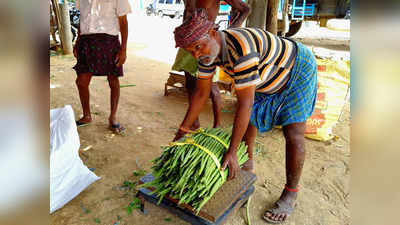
[[198, 28, 297, 94]]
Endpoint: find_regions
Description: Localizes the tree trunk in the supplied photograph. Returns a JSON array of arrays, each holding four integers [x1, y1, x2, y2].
[[266, 0, 278, 35], [54, 1, 73, 54], [246, 0, 268, 30]]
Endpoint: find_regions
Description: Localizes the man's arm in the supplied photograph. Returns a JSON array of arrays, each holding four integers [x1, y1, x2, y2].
[[183, 0, 197, 20], [173, 78, 213, 141], [221, 85, 255, 180], [225, 0, 250, 28], [115, 15, 128, 67], [73, 21, 81, 58], [73, 0, 81, 57]]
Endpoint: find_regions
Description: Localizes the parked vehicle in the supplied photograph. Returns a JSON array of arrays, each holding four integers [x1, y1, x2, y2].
[[277, 0, 350, 37], [154, 0, 184, 19], [146, 3, 156, 16]]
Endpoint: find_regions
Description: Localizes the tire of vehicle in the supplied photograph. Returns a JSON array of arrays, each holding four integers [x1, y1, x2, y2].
[[279, 21, 302, 37], [157, 10, 164, 17], [71, 26, 77, 42], [173, 11, 181, 19], [54, 28, 77, 43]]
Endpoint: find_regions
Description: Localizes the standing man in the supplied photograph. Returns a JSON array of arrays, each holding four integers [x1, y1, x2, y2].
[[73, 0, 131, 133], [173, 13, 317, 224], [172, 0, 250, 130]]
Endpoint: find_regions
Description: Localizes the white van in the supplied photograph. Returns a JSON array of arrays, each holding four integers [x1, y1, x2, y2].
[[155, 0, 184, 18]]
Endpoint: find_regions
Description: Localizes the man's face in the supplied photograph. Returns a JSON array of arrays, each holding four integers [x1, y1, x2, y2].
[[185, 33, 220, 66]]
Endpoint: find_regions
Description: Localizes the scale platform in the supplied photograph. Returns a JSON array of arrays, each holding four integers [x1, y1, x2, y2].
[[137, 170, 256, 225]]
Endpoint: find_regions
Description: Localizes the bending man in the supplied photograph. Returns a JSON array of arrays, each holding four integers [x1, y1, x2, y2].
[[173, 12, 317, 224]]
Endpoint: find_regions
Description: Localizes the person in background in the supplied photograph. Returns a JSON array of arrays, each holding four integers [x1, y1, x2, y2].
[[171, 0, 250, 130], [73, 0, 132, 133]]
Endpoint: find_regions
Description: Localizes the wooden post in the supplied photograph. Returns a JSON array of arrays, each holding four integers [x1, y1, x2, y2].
[[50, 4, 58, 44], [266, 0, 278, 35], [53, 0, 73, 54], [281, 0, 289, 36], [51, 0, 62, 45], [59, 2, 73, 54], [246, 0, 268, 30]]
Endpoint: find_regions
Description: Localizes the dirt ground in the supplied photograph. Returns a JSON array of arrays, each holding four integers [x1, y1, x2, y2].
[[50, 14, 350, 225]]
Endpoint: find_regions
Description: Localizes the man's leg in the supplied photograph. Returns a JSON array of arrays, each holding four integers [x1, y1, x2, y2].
[[210, 83, 222, 128], [76, 73, 93, 124], [107, 74, 125, 132], [185, 72, 200, 130], [242, 123, 257, 173], [264, 122, 306, 223]]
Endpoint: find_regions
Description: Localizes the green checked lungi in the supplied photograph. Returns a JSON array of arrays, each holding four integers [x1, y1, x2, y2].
[[250, 42, 317, 132]]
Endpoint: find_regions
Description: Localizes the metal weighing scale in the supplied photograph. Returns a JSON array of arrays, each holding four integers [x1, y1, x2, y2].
[[137, 170, 256, 225]]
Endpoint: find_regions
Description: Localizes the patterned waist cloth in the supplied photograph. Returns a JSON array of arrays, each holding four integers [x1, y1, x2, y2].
[[250, 42, 318, 132], [73, 33, 123, 76]]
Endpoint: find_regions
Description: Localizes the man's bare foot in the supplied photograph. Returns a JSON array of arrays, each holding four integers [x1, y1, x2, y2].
[[76, 116, 92, 127], [263, 188, 297, 224], [241, 158, 255, 173], [109, 118, 125, 134]]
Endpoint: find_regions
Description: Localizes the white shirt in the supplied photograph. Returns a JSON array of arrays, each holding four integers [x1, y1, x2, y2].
[[76, 0, 132, 36]]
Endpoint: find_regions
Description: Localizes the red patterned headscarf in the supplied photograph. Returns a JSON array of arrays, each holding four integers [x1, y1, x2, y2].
[[174, 9, 218, 48]]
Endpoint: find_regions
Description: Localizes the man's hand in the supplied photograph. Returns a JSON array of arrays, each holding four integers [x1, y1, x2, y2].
[[117, 15, 128, 67], [183, 0, 196, 20], [229, 9, 240, 27], [184, 9, 195, 20], [221, 150, 240, 180], [73, 41, 79, 58], [115, 48, 127, 67], [73, 46, 78, 58], [173, 128, 187, 142], [225, 0, 250, 28]]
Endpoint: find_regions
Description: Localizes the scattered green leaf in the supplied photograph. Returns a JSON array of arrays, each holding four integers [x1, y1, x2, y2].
[[84, 209, 91, 214], [156, 112, 162, 116], [94, 218, 101, 223], [132, 170, 146, 177], [120, 84, 136, 88], [126, 197, 142, 215], [122, 181, 137, 190], [133, 197, 141, 205], [221, 109, 233, 113], [164, 218, 172, 222], [127, 206, 133, 215], [117, 215, 121, 221]]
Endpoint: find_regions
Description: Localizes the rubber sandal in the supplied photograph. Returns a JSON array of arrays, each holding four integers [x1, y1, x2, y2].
[[109, 123, 126, 134], [76, 120, 90, 127], [262, 200, 295, 224]]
